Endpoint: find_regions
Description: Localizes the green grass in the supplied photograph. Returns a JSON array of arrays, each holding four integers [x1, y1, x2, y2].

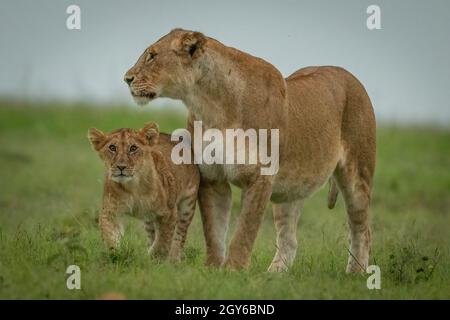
[[0, 101, 449, 299]]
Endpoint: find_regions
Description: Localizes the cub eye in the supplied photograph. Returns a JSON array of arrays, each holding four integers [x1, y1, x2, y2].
[[146, 52, 156, 62], [108, 145, 116, 152], [129, 145, 138, 153]]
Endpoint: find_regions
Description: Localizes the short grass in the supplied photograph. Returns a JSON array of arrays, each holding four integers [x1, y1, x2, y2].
[[0, 101, 449, 299]]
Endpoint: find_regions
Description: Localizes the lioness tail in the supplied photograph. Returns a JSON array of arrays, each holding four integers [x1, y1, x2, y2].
[[327, 179, 339, 209]]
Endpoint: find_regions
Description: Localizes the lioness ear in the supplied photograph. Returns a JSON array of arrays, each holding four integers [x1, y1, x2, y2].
[[178, 31, 206, 58], [88, 127, 106, 151], [140, 122, 160, 146]]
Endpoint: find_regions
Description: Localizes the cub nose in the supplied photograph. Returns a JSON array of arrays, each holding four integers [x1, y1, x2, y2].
[[124, 75, 134, 86], [117, 165, 127, 171]]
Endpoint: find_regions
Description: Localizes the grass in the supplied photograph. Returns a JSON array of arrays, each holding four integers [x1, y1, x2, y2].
[[0, 100, 449, 299]]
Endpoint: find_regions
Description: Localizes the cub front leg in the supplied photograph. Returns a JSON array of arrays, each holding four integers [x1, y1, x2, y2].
[[99, 202, 123, 250], [149, 208, 177, 260]]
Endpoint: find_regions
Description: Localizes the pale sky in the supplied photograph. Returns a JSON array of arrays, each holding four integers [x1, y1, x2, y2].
[[1, 0, 449, 124]]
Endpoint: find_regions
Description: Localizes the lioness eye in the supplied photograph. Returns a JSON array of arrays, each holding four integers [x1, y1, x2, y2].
[[146, 52, 156, 62], [129, 145, 138, 153], [109, 145, 116, 152]]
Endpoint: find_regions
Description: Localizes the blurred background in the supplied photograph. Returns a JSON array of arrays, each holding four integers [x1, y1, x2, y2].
[[1, 0, 449, 124], [0, 0, 449, 299]]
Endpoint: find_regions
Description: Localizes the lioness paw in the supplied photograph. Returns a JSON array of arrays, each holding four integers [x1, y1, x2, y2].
[[267, 261, 289, 272]]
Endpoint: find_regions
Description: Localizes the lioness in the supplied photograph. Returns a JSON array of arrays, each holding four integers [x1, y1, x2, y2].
[[124, 29, 376, 273], [88, 122, 199, 261]]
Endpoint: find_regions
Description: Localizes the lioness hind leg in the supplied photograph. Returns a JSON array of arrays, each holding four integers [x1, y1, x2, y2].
[[268, 200, 303, 272], [169, 196, 197, 262], [334, 160, 373, 274], [336, 72, 376, 273]]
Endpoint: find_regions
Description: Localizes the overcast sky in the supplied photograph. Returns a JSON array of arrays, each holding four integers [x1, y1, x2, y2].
[[1, 0, 449, 124]]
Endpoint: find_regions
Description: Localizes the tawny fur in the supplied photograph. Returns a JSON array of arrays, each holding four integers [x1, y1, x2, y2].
[[88, 122, 200, 262], [124, 29, 376, 273]]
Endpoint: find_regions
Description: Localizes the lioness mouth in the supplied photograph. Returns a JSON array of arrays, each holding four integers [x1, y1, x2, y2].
[[134, 92, 156, 99]]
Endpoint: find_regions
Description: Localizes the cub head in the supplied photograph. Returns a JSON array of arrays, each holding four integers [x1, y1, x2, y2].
[[88, 122, 160, 183], [124, 28, 207, 105]]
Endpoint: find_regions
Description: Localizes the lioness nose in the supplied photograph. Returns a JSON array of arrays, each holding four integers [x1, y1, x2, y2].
[[124, 75, 134, 86], [117, 165, 127, 171]]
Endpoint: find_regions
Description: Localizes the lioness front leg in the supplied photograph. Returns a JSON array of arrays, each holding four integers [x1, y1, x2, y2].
[[144, 218, 156, 249], [225, 176, 273, 270], [149, 208, 177, 260], [99, 205, 123, 250], [268, 200, 303, 272], [198, 179, 232, 267]]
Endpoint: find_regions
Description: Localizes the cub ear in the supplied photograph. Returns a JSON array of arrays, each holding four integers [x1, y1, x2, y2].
[[140, 122, 160, 146], [88, 127, 106, 151], [178, 31, 206, 58]]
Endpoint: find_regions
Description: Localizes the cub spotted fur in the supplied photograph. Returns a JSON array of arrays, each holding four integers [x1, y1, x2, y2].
[[88, 122, 199, 261]]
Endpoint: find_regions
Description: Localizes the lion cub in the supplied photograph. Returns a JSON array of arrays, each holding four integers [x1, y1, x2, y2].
[[88, 122, 199, 262]]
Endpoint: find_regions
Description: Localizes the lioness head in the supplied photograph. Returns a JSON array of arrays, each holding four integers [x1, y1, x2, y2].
[[124, 28, 206, 105], [88, 122, 160, 183]]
